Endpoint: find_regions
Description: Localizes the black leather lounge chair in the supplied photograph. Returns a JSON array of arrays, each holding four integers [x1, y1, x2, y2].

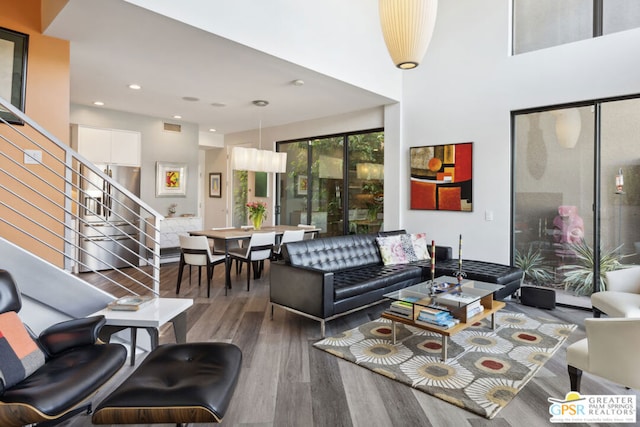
[[0, 269, 127, 426]]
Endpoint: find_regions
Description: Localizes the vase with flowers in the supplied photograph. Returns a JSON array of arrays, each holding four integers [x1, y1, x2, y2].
[[247, 201, 267, 230]]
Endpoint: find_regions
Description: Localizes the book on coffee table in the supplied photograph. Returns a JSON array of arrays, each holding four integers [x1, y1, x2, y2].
[[107, 295, 154, 311], [435, 292, 477, 308]]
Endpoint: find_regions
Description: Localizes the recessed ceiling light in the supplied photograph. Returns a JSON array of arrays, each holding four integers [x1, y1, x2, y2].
[[128, 84, 141, 90], [173, 115, 182, 119], [292, 79, 305, 86], [93, 101, 104, 106], [208, 128, 217, 132], [252, 100, 269, 107], [211, 102, 226, 107], [182, 96, 199, 102]]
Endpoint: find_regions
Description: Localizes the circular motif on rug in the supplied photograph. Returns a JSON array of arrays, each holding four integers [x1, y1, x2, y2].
[[416, 337, 444, 354], [451, 331, 513, 354], [317, 328, 364, 347], [539, 323, 577, 338], [467, 318, 489, 329], [496, 312, 540, 329], [400, 355, 474, 389], [510, 330, 543, 345], [465, 377, 521, 416], [474, 356, 511, 374], [369, 324, 395, 339], [351, 339, 413, 365], [509, 346, 550, 369]]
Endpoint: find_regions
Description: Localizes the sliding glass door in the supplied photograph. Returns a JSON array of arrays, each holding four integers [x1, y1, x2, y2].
[[600, 98, 640, 273], [513, 97, 640, 308], [276, 129, 384, 237]]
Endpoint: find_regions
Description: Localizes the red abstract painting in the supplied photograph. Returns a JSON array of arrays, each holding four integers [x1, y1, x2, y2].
[[410, 142, 473, 211]]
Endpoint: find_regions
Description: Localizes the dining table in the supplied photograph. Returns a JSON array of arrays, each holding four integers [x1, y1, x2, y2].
[[189, 225, 320, 293]]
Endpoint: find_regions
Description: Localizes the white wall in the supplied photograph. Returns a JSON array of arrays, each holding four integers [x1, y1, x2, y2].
[[203, 147, 228, 229], [124, 0, 402, 101], [70, 105, 201, 217], [401, 0, 640, 263]]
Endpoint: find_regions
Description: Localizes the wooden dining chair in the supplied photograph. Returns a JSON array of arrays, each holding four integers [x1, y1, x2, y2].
[[227, 232, 276, 291], [176, 235, 226, 298]]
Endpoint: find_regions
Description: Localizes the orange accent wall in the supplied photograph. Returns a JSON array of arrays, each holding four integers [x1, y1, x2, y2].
[[0, 0, 71, 266]]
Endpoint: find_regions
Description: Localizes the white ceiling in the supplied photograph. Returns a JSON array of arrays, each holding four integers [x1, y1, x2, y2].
[[44, 0, 394, 135]]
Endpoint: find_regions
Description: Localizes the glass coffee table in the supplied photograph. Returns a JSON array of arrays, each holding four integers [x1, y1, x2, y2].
[[381, 276, 506, 360]]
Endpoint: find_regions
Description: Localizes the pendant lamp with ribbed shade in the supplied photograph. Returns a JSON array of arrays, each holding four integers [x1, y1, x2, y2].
[[379, 0, 438, 69]]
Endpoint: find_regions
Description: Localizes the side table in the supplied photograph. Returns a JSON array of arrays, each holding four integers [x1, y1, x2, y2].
[[91, 297, 193, 365]]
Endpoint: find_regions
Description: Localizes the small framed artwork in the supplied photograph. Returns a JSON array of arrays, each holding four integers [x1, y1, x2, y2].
[[156, 162, 187, 197], [295, 175, 308, 197], [409, 142, 473, 211], [209, 172, 222, 198], [0, 27, 28, 125]]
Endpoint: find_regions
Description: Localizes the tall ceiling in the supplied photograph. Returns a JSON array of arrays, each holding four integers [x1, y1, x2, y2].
[[44, 0, 395, 135]]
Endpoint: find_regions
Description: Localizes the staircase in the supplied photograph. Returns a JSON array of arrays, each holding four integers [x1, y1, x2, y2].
[[0, 96, 163, 332]]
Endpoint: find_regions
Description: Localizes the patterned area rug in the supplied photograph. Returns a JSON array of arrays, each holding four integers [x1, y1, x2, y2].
[[314, 311, 576, 419]]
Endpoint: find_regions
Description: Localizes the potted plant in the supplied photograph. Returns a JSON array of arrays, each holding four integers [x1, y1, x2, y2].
[[559, 239, 624, 296], [514, 247, 555, 286], [246, 201, 267, 230]]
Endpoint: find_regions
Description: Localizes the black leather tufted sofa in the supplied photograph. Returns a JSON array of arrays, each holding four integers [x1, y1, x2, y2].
[[270, 233, 522, 336], [271, 234, 428, 336], [0, 270, 127, 426]]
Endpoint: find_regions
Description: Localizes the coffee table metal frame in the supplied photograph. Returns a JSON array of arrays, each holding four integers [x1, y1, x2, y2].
[[381, 277, 506, 361]]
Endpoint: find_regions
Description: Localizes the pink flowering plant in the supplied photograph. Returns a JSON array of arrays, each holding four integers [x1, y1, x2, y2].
[[246, 201, 267, 221]]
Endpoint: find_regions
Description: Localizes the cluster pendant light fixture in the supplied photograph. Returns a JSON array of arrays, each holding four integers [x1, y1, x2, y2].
[[231, 100, 287, 173], [379, 0, 438, 69]]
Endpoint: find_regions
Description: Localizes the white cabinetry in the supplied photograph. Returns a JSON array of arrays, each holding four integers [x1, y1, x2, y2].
[[147, 217, 203, 263], [76, 125, 141, 166]]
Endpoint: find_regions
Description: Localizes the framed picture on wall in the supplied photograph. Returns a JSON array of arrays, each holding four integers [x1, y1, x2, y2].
[[209, 172, 222, 198], [295, 175, 308, 197], [409, 142, 473, 211], [156, 162, 187, 197], [0, 27, 28, 125]]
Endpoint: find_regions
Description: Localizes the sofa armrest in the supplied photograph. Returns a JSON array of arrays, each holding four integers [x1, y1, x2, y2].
[[430, 245, 452, 261], [38, 315, 106, 357], [604, 267, 640, 293], [270, 262, 335, 319]]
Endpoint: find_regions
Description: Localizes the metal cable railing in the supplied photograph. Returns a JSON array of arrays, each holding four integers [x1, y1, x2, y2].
[[0, 96, 162, 295]]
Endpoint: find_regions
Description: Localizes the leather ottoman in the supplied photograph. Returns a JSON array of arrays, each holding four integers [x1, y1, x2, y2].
[[92, 342, 242, 424]]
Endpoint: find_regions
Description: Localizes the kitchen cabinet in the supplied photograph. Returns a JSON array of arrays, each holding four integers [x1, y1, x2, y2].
[[145, 216, 203, 263], [76, 125, 141, 166]]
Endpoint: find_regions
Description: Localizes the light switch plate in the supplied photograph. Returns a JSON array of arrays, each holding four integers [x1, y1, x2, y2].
[[24, 149, 42, 164]]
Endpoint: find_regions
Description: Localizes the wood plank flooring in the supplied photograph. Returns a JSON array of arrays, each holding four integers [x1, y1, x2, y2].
[[61, 262, 639, 427]]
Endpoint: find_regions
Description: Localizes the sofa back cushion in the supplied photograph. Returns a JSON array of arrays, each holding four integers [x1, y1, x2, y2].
[[0, 311, 46, 391], [282, 234, 381, 271], [376, 234, 418, 265]]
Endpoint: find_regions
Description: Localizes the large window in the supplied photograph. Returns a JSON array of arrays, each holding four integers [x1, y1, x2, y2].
[[276, 130, 384, 237], [513, 96, 640, 308], [513, 0, 640, 54]]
